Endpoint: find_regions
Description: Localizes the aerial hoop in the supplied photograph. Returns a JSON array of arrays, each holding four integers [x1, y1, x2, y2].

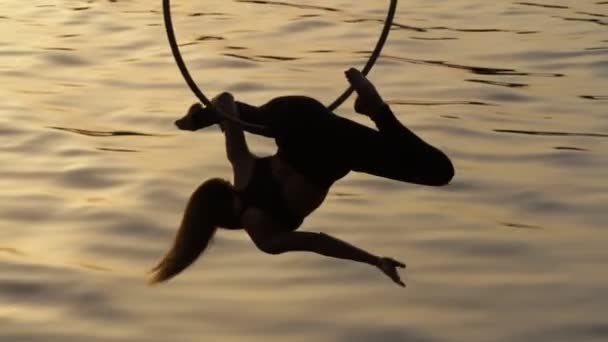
[[162, 0, 397, 125]]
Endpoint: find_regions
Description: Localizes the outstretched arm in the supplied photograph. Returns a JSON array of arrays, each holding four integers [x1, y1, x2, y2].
[[243, 209, 405, 287], [257, 230, 405, 287]]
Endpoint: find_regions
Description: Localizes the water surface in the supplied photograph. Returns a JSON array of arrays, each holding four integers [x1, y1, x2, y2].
[[1, 1, 607, 341]]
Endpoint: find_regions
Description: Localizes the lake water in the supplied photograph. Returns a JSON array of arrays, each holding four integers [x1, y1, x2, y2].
[[1, 0, 607, 341]]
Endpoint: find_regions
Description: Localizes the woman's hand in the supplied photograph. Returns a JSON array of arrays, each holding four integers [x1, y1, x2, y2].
[[376, 256, 406, 287], [345, 68, 385, 117]]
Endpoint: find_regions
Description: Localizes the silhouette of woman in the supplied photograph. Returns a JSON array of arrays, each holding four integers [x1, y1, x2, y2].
[[149, 68, 454, 287]]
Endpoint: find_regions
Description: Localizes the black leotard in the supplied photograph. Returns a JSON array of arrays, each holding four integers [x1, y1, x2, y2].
[[237, 157, 304, 231], [235, 97, 454, 188]]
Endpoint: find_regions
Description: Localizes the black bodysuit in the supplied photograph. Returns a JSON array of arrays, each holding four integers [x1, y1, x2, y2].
[[231, 96, 453, 233], [237, 157, 304, 231], [235, 97, 455, 188]]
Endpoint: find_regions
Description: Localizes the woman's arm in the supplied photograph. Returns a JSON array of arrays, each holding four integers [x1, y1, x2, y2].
[[212, 93, 256, 189], [242, 208, 406, 286], [213, 93, 253, 165]]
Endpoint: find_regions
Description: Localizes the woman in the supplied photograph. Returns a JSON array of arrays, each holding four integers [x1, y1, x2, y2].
[[149, 68, 454, 287]]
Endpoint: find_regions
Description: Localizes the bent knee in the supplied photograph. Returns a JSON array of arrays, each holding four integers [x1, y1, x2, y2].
[[397, 150, 455, 187], [426, 151, 455, 186]]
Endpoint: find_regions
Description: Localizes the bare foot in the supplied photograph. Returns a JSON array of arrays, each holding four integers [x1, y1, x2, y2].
[[175, 103, 219, 131], [344, 68, 385, 117]]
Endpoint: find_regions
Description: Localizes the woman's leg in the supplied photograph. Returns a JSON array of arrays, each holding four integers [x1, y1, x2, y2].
[[347, 105, 454, 186], [236, 96, 454, 187]]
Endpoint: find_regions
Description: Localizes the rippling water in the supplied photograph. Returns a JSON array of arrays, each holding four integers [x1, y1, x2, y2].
[[1, 1, 607, 341]]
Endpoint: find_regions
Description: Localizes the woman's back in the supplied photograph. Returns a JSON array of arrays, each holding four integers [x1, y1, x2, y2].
[[237, 155, 328, 231]]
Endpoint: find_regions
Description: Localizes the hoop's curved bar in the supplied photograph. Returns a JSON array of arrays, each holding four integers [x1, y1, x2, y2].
[[162, 0, 270, 135], [327, 0, 398, 111], [163, 0, 397, 119]]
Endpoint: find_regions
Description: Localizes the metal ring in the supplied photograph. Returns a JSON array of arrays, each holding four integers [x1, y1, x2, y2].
[[163, 0, 397, 123]]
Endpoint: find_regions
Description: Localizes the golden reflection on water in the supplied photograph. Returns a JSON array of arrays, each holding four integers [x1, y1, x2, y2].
[[1, 0, 608, 341]]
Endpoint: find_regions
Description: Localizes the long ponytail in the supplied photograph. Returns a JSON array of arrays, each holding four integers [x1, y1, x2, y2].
[[148, 178, 237, 284]]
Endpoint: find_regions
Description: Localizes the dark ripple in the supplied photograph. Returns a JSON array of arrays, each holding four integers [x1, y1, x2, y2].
[[515, 2, 570, 9], [256, 54, 299, 61], [554, 146, 589, 152], [42, 47, 76, 51], [178, 42, 197, 47], [577, 11, 608, 18], [298, 14, 321, 19], [222, 52, 299, 62], [467, 79, 529, 88], [388, 99, 495, 106], [585, 46, 608, 51], [494, 129, 608, 138], [344, 18, 426, 32], [379, 54, 564, 77], [49, 126, 165, 137], [223, 52, 260, 62], [235, 0, 341, 12], [410, 36, 458, 41], [189, 12, 230, 17], [428, 26, 535, 34], [556, 16, 608, 26], [57, 34, 80, 38], [307, 49, 334, 53], [501, 222, 544, 230], [345, 17, 536, 34], [196, 35, 224, 41], [580, 95, 608, 100], [97, 148, 139, 153]]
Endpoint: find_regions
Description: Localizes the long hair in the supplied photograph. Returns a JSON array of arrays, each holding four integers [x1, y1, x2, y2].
[[148, 178, 238, 284]]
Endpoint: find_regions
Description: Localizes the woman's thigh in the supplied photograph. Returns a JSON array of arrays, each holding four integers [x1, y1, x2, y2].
[[259, 96, 448, 186]]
